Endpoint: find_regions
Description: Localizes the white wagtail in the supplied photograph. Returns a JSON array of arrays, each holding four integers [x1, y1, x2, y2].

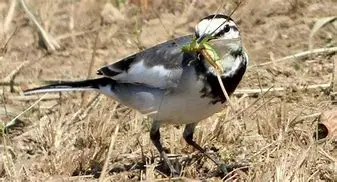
[[24, 14, 248, 175]]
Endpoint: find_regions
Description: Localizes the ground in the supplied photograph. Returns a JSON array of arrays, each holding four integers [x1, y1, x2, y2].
[[0, 0, 337, 181]]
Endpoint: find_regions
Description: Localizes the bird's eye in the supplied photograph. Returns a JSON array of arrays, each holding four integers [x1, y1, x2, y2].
[[224, 25, 230, 33]]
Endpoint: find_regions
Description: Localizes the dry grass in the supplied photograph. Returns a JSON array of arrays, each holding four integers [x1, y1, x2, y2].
[[1, 0, 337, 181]]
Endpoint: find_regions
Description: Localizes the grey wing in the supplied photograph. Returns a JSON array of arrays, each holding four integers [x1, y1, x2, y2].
[[97, 35, 197, 89]]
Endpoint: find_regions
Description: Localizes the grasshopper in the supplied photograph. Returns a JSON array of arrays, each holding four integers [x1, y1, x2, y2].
[[182, 36, 224, 74]]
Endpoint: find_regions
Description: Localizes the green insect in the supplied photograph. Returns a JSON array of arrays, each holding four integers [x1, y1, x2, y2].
[[181, 36, 224, 74]]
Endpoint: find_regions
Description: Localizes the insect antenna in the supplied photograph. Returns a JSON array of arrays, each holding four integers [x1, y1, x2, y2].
[[228, 0, 245, 19], [196, 0, 227, 43], [198, 0, 245, 44]]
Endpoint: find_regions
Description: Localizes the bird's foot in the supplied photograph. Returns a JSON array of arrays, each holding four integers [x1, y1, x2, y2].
[[169, 168, 180, 177], [154, 157, 181, 177]]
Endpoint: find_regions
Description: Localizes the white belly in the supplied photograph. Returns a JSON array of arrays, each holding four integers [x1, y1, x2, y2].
[[148, 68, 224, 124], [152, 91, 223, 124]]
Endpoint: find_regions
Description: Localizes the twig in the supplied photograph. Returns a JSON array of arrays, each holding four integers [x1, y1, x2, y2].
[[99, 124, 120, 182], [4, 60, 30, 92], [296, 112, 321, 123], [319, 147, 337, 162], [69, 1, 75, 44], [8, 95, 60, 101], [0, 78, 65, 87], [5, 94, 47, 129], [0, 80, 46, 87], [78, 94, 102, 120], [4, 61, 30, 82], [307, 170, 320, 182], [152, 177, 186, 182], [0, 82, 21, 86], [87, 32, 99, 78], [247, 96, 275, 118], [234, 83, 331, 97], [228, 0, 245, 18], [67, 175, 95, 180], [285, 145, 311, 182], [56, 27, 103, 41], [251, 47, 337, 68], [66, 94, 101, 125], [81, 31, 99, 105], [18, 0, 61, 52], [223, 166, 249, 181], [216, 85, 274, 128], [2, 87, 9, 119], [4, 0, 17, 33], [1, 134, 17, 178], [249, 140, 278, 160], [332, 55, 337, 94], [1, 27, 19, 53], [216, 73, 236, 111]]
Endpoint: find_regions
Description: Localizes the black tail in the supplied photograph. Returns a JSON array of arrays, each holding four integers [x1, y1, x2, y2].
[[24, 77, 114, 95]]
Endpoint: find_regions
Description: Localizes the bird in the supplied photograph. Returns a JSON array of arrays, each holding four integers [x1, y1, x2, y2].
[[24, 14, 248, 176]]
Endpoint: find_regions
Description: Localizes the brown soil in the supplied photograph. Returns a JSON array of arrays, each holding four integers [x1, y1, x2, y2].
[[0, 0, 337, 181]]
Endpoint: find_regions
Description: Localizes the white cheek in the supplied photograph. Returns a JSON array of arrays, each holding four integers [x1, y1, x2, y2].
[[223, 30, 240, 39]]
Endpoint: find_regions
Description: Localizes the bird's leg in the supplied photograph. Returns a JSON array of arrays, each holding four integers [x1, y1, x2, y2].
[[183, 123, 228, 174], [150, 121, 179, 176]]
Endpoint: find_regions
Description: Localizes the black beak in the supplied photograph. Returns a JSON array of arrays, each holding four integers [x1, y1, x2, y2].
[[197, 34, 207, 44]]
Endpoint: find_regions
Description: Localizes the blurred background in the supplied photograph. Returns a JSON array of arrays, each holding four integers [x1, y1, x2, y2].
[[0, 0, 336, 181]]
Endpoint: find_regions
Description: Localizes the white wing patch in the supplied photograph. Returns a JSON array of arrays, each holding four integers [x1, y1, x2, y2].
[[111, 60, 182, 89]]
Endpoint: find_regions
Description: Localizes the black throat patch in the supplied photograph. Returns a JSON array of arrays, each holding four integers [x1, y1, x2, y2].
[[196, 53, 247, 104]]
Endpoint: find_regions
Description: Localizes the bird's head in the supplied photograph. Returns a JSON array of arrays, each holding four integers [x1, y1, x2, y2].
[[195, 14, 240, 42], [194, 14, 245, 77]]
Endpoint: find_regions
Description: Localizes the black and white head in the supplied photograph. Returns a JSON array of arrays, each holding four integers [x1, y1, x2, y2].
[[194, 14, 247, 77], [195, 14, 240, 41]]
